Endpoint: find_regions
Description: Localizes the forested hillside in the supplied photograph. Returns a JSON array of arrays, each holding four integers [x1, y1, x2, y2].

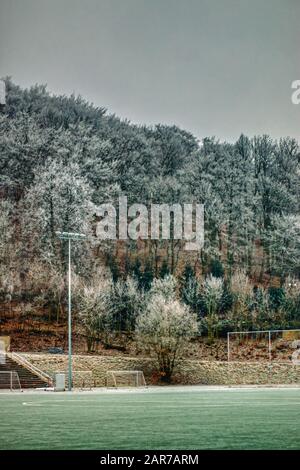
[[0, 78, 300, 353]]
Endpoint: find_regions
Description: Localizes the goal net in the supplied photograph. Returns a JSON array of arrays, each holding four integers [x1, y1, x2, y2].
[[106, 370, 146, 388], [0, 371, 22, 391], [227, 329, 300, 362]]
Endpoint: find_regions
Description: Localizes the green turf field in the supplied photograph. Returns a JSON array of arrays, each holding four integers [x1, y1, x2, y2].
[[0, 387, 300, 450]]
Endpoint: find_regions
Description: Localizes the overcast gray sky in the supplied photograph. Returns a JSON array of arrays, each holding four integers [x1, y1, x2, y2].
[[0, 0, 299, 141]]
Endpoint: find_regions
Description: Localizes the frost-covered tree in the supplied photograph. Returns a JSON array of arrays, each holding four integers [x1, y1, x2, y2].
[[108, 277, 145, 332], [77, 280, 113, 352], [148, 275, 177, 301], [136, 294, 198, 382], [0, 199, 17, 299], [1, 79, 300, 335], [201, 275, 224, 341], [180, 265, 201, 313], [228, 269, 253, 331], [22, 158, 93, 271]]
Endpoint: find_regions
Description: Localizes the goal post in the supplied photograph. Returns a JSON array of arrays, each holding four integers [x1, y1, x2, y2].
[[106, 370, 146, 388], [0, 371, 22, 391], [227, 329, 300, 363]]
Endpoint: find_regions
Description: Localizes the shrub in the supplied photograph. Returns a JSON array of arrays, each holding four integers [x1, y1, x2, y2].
[[180, 264, 202, 312], [201, 275, 224, 341], [149, 275, 177, 300], [136, 294, 198, 382], [228, 270, 253, 331], [210, 259, 224, 278], [159, 259, 170, 278], [109, 277, 145, 332], [181, 276, 202, 312], [268, 287, 285, 311], [77, 281, 113, 352]]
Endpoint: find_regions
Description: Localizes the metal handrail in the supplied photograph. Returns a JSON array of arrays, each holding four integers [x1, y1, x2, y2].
[[7, 352, 53, 386]]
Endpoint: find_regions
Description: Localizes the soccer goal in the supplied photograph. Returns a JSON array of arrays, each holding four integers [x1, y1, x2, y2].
[[106, 370, 147, 388], [0, 371, 22, 391], [227, 329, 300, 362]]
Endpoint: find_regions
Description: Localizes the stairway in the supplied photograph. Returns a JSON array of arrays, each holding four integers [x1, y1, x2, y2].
[[0, 355, 49, 389]]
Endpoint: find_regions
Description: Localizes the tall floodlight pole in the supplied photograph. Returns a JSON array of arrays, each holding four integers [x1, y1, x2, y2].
[[56, 231, 86, 391]]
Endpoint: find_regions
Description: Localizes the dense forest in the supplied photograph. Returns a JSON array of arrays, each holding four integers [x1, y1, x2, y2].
[[0, 78, 300, 356]]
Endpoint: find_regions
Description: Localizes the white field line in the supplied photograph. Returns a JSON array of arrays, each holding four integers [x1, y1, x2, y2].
[[1, 385, 299, 396], [20, 400, 300, 408]]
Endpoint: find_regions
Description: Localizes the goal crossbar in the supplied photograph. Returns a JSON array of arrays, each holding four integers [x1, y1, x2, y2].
[[227, 328, 300, 362], [106, 370, 146, 388]]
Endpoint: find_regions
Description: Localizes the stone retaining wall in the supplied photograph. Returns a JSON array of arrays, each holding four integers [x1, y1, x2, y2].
[[21, 353, 300, 387]]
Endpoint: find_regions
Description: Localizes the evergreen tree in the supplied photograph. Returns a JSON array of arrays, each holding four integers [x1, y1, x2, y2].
[[141, 259, 154, 291], [159, 260, 170, 278]]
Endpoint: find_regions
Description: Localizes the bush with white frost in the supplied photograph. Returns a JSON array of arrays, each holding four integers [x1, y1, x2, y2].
[[149, 274, 177, 300], [77, 281, 113, 352], [136, 277, 198, 381], [201, 275, 224, 341], [108, 277, 145, 332], [229, 269, 253, 331]]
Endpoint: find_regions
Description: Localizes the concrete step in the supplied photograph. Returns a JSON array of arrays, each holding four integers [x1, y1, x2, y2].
[[0, 356, 48, 389]]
